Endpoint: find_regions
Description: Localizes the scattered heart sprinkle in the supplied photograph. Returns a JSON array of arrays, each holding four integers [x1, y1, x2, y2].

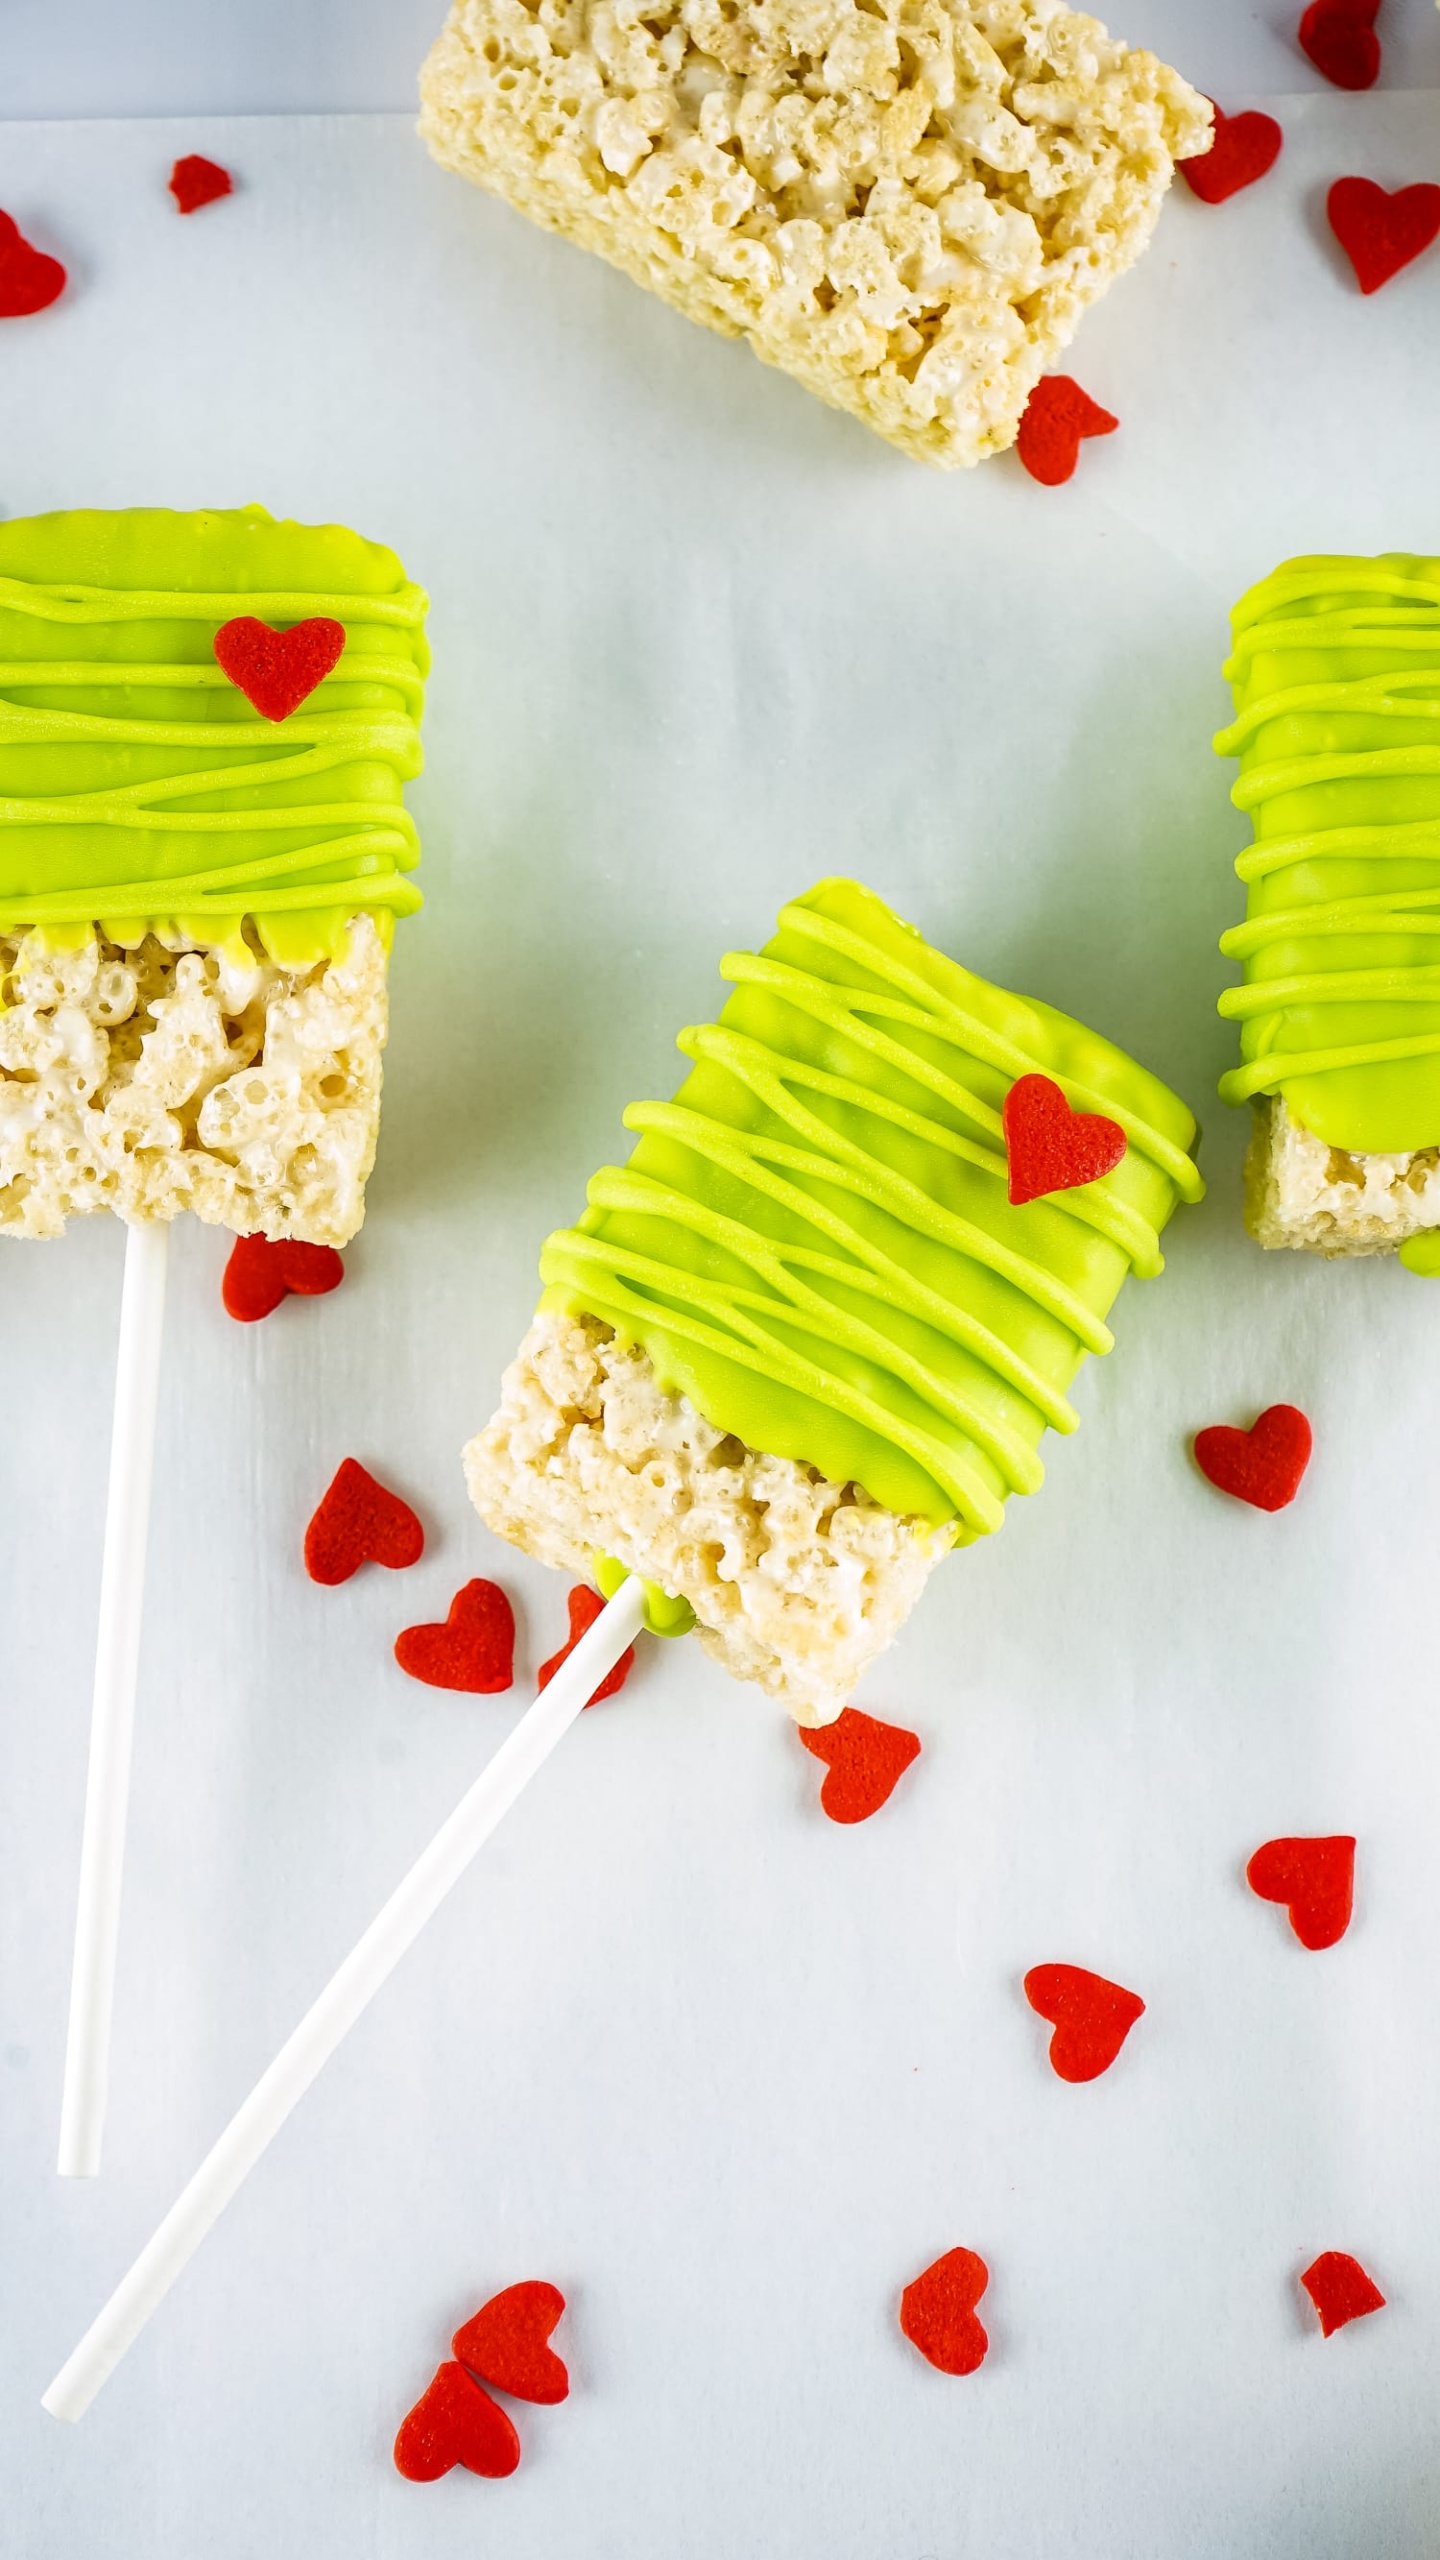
[[1192, 1405, 1312, 1511], [1023, 1963, 1146, 2083], [1015, 376, 1117, 487], [1300, 2251, 1386, 2337], [1247, 1836, 1355, 1950], [169, 154, 233, 215], [304, 1459, 424, 1586], [798, 1707, 921, 1825], [1299, 0, 1380, 92], [1328, 177, 1440, 295], [1003, 1073, 1127, 1205], [538, 1585, 635, 1707], [395, 1580, 516, 1694], [899, 2248, 990, 2376], [221, 1232, 344, 1322], [453, 2283, 569, 2406], [213, 614, 346, 721], [393, 2361, 521, 2481], [0, 210, 66, 318], [1180, 105, 1283, 206]]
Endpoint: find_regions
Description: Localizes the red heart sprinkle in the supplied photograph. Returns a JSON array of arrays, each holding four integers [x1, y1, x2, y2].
[[1180, 105, 1283, 205], [169, 154, 233, 215], [899, 2248, 990, 2376], [1015, 376, 1118, 487], [1193, 1405, 1312, 1511], [221, 1232, 344, 1322], [1328, 176, 1440, 294], [1300, 2251, 1386, 2337], [1003, 1073, 1127, 1205], [395, 1580, 516, 1694], [393, 2361, 521, 2481], [537, 1585, 635, 1707], [1023, 1964, 1146, 2082], [213, 615, 346, 722], [1299, 2, 1380, 91], [304, 1458, 424, 1586], [453, 2283, 569, 2406], [0, 210, 66, 318], [798, 1707, 921, 1825], [1247, 1836, 1355, 1950]]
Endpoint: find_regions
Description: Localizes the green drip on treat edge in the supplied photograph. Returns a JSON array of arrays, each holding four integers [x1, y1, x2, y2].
[[0, 504, 428, 965], [542, 879, 1201, 1532], [1216, 550, 1440, 1158]]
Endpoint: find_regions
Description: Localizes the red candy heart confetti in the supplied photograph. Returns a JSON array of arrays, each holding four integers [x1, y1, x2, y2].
[[1180, 105, 1283, 206], [1003, 1073, 1127, 1205], [1299, 1, 1380, 92], [1328, 177, 1440, 294], [1300, 2251, 1386, 2337], [0, 210, 67, 318], [899, 2248, 990, 2376], [395, 1580, 516, 1694], [1192, 1404, 1312, 1511], [303, 1458, 424, 1586], [1023, 1963, 1146, 2083], [213, 615, 346, 722], [169, 154, 233, 215], [393, 2361, 521, 2482], [537, 1585, 636, 1707], [1247, 1835, 1355, 1950], [453, 2283, 569, 2406], [221, 1232, 344, 1322], [798, 1707, 921, 1825], [1015, 376, 1118, 487]]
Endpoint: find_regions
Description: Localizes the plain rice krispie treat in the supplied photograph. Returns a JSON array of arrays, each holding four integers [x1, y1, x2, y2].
[[419, 0, 1210, 467], [467, 1308, 951, 1721], [0, 913, 388, 1245]]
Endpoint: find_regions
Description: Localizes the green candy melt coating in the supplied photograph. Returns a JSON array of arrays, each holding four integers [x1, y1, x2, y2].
[[592, 1555, 696, 1636], [540, 879, 1203, 1533], [1216, 552, 1440, 1154], [0, 505, 428, 964]]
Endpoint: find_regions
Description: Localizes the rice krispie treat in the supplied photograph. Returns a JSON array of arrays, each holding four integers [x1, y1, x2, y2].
[[418, 0, 1211, 468], [0, 506, 428, 1245], [467, 877, 1202, 1721], [1216, 554, 1440, 1272]]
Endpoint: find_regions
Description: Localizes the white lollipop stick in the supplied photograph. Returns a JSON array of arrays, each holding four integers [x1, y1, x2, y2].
[[58, 1219, 170, 2180], [43, 1573, 649, 2421]]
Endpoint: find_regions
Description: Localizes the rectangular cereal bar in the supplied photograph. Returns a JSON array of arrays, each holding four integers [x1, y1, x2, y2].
[[467, 878, 1202, 1721], [420, 0, 1210, 468]]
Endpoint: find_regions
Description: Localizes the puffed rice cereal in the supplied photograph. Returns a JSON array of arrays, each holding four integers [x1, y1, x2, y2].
[[465, 1307, 953, 1722], [420, 0, 1210, 465], [0, 912, 389, 1246]]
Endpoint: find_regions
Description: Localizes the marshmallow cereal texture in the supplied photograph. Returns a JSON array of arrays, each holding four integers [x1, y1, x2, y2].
[[0, 912, 389, 1246], [1242, 1095, 1440, 1261], [465, 1309, 952, 1723], [420, 0, 1210, 466]]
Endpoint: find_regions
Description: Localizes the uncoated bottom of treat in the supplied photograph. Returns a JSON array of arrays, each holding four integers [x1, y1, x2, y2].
[[464, 1310, 952, 1725], [0, 912, 389, 1245], [1243, 1095, 1440, 1258]]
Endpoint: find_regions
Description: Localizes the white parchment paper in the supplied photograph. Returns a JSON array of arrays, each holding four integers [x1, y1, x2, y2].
[[2, 85, 1440, 2560]]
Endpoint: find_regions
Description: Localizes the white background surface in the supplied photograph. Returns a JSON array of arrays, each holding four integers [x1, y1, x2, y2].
[[3, 11, 1440, 2558]]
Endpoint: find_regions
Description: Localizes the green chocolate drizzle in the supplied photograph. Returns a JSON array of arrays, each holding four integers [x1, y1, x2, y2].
[[540, 880, 1202, 1532], [1216, 553, 1440, 1153], [0, 506, 428, 964]]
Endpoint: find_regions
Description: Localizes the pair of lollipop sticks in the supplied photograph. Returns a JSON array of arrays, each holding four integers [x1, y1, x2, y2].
[[41, 865, 1204, 2415]]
